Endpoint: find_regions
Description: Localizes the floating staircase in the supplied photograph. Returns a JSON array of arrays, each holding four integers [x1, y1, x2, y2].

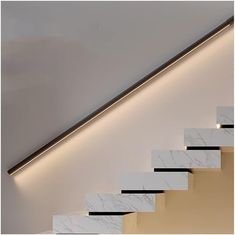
[[53, 106, 234, 234]]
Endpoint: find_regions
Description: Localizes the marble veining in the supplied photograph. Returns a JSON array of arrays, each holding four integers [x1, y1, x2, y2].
[[184, 128, 234, 147], [53, 215, 122, 234], [217, 106, 234, 125], [86, 193, 155, 212], [120, 172, 189, 190], [151, 150, 221, 168]]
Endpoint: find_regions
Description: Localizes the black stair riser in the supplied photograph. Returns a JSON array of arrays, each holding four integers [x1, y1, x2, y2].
[[220, 125, 234, 128], [121, 190, 164, 194], [89, 212, 132, 216], [186, 146, 220, 150], [154, 168, 192, 173]]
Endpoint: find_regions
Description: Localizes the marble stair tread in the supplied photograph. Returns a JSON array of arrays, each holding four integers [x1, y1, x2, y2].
[[217, 106, 234, 125], [184, 128, 234, 147], [120, 172, 189, 191], [53, 214, 122, 234], [151, 150, 221, 169], [85, 193, 155, 212]]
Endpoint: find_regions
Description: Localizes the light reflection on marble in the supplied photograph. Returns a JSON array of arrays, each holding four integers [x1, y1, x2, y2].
[[184, 128, 234, 147], [53, 215, 122, 234], [120, 172, 189, 190], [151, 150, 221, 168], [86, 193, 155, 212], [217, 106, 234, 125]]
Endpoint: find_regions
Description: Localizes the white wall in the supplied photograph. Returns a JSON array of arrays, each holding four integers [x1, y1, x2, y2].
[[2, 2, 234, 233]]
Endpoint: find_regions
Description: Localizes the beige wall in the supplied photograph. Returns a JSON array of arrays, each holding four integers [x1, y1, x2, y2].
[[2, 2, 234, 233], [4, 26, 233, 234], [124, 151, 234, 233]]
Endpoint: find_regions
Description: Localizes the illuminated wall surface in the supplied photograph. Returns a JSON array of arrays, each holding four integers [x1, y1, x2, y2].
[[2, 2, 234, 234]]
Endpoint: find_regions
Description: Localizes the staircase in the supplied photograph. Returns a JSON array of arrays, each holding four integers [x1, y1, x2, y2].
[[53, 106, 234, 234]]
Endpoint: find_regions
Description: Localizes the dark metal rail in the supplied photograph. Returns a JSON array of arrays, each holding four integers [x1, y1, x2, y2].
[[8, 16, 234, 175]]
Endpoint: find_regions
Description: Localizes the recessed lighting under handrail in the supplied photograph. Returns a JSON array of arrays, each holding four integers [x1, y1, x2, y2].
[[8, 16, 234, 175]]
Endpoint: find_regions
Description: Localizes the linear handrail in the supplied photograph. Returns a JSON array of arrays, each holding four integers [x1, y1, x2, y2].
[[8, 16, 234, 175]]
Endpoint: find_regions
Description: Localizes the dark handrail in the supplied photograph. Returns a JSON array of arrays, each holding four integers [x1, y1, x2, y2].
[[8, 16, 234, 175]]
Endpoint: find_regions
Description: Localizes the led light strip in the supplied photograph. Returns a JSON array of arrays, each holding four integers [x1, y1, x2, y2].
[[8, 16, 234, 175]]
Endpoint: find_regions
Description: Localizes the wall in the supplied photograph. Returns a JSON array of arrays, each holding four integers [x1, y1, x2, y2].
[[1, 2, 234, 234]]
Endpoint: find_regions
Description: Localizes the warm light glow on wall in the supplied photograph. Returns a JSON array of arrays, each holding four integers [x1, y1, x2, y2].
[[8, 16, 234, 176], [13, 23, 233, 192]]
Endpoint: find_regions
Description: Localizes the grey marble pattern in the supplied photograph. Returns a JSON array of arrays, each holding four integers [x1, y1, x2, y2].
[[151, 150, 221, 168], [86, 193, 155, 212], [184, 128, 234, 147], [120, 172, 189, 190], [216, 106, 234, 125], [53, 215, 122, 234]]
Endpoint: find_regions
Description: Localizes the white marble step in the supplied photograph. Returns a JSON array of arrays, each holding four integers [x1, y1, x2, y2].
[[151, 150, 221, 169], [53, 214, 122, 234], [217, 106, 234, 125], [120, 172, 190, 191], [184, 128, 234, 147], [86, 193, 156, 212]]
